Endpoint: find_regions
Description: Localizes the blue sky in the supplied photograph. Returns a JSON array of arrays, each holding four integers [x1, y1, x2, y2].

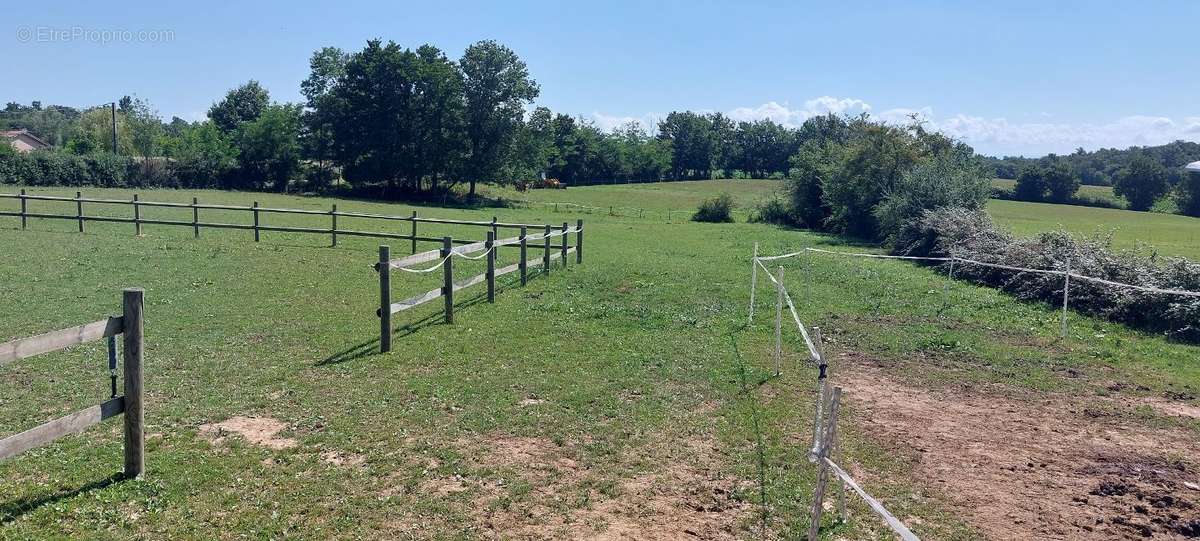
[[6, 0, 1199, 156]]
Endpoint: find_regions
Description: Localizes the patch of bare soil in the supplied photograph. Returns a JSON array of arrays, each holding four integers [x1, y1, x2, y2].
[[415, 432, 751, 540], [839, 356, 1200, 540], [199, 416, 297, 450], [321, 450, 366, 468]]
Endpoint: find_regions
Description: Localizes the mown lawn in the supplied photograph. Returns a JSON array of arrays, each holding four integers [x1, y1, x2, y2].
[[484, 179, 783, 220], [1, 182, 1197, 539], [987, 198, 1200, 259]]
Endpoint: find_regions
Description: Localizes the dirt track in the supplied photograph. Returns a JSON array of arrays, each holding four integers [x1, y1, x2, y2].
[[839, 353, 1200, 540]]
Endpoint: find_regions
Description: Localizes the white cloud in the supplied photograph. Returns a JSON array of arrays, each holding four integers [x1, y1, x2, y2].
[[592, 97, 1200, 156]]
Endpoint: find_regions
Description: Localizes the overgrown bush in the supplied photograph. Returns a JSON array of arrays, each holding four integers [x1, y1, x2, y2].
[[692, 193, 735, 223], [898, 207, 1200, 342], [749, 195, 796, 226]]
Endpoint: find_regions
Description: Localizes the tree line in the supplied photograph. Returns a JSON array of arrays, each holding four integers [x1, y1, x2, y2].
[[2, 39, 822, 198]]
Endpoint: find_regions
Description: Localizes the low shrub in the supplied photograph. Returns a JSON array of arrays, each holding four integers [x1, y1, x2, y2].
[[898, 207, 1200, 342], [749, 195, 795, 226], [692, 193, 735, 223]]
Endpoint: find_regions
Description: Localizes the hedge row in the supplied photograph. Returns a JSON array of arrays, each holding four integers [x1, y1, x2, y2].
[[897, 207, 1200, 342], [0, 151, 187, 188]]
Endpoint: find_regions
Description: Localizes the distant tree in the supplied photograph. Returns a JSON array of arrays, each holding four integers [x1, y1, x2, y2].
[[1113, 155, 1170, 211], [1177, 171, 1200, 217], [208, 81, 270, 133], [165, 116, 190, 138], [235, 104, 303, 191], [657, 111, 715, 179], [1013, 165, 1048, 201], [1043, 160, 1080, 202], [300, 47, 349, 178], [124, 97, 164, 162], [166, 121, 238, 187], [460, 40, 539, 197]]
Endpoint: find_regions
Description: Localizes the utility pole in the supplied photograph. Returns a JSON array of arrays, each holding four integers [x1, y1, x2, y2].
[[110, 102, 119, 155]]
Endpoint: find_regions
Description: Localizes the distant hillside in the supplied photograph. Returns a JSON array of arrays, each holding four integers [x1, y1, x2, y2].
[[982, 140, 1200, 186]]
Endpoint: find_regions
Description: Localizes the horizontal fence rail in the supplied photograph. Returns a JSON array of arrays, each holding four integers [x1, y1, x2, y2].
[[0, 288, 145, 478], [1, 190, 553, 250], [376, 222, 584, 352]]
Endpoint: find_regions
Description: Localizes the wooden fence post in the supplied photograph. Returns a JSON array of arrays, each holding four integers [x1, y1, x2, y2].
[[560, 222, 569, 268], [191, 197, 199, 238], [379, 246, 391, 353], [76, 191, 84, 233], [331, 204, 338, 247], [576, 219, 583, 264], [133, 193, 141, 236], [19, 188, 27, 230], [519, 226, 528, 286], [774, 266, 784, 376], [410, 211, 418, 254], [252, 202, 260, 242], [748, 242, 759, 324], [807, 387, 842, 541], [122, 288, 145, 479], [809, 327, 828, 462], [491, 216, 498, 240], [442, 237, 454, 324], [542, 225, 551, 275], [486, 231, 496, 303], [1061, 256, 1071, 338]]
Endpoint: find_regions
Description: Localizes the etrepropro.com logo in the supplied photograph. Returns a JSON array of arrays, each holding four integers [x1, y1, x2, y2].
[[15, 26, 175, 44]]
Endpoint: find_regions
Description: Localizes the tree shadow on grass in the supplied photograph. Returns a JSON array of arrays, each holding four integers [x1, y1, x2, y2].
[[0, 472, 127, 524]]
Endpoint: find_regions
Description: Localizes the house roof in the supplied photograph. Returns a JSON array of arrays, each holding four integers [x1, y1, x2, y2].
[[1, 129, 50, 148], [1187, 160, 1200, 172]]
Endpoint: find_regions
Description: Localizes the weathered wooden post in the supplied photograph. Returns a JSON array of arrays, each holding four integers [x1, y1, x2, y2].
[[19, 188, 27, 230], [252, 202, 260, 242], [378, 246, 392, 353], [774, 266, 784, 376], [491, 216, 498, 241], [748, 242, 759, 324], [76, 191, 85, 233], [191, 197, 200, 238], [1061, 256, 1072, 338], [410, 211, 418, 254], [331, 204, 338, 247], [560, 222, 569, 268], [133, 193, 141, 236], [122, 288, 145, 479], [809, 326, 828, 462], [575, 219, 583, 264], [519, 226, 528, 286], [542, 225, 551, 275], [442, 237, 454, 324], [807, 386, 842, 541], [486, 231, 496, 303]]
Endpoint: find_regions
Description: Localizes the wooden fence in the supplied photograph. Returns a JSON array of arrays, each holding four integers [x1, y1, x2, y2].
[[0, 288, 145, 478], [376, 221, 584, 352], [0, 190, 545, 250]]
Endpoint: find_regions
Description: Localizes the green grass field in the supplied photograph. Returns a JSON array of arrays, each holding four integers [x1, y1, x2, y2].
[[987, 198, 1200, 259], [2, 181, 1198, 539]]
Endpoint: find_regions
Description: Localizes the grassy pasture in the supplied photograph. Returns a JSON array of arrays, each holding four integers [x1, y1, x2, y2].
[[987, 198, 1200, 259], [990, 178, 1121, 205], [1, 181, 1197, 539]]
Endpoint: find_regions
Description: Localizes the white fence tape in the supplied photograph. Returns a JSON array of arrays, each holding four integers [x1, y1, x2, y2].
[[758, 247, 1200, 299], [824, 458, 922, 541], [754, 258, 822, 362]]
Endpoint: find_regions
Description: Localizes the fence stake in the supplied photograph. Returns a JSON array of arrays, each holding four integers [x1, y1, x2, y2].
[[410, 211, 418, 254], [442, 237, 454, 324], [1061, 256, 1072, 338], [331, 205, 338, 247], [519, 226, 528, 286], [774, 266, 784, 376], [252, 201, 260, 242], [542, 224, 551, 275], [486, 231, 496, 303], [748, 242, 759, 324], [809, 326, 828, 462], [191, 197, 199, 238], [76, 191, 84, 233], [576, 219, 584, 264], [807, 387, 842, 541], [133, 193, 141, 236], [834, 409, 848, 524], [491, 216, 498, 240], [19, 188, 27, 230], [122, 288, 145, 479], [378, 246, 391, 353], [560, 222, 569, 268]]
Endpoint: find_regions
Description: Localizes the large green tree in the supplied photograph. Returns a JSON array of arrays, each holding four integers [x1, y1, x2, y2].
[[208, 81, 270, 133], [460, 40, 539, 197], [1114, 154, 1170, 211], [236, 104, 303, 192]]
